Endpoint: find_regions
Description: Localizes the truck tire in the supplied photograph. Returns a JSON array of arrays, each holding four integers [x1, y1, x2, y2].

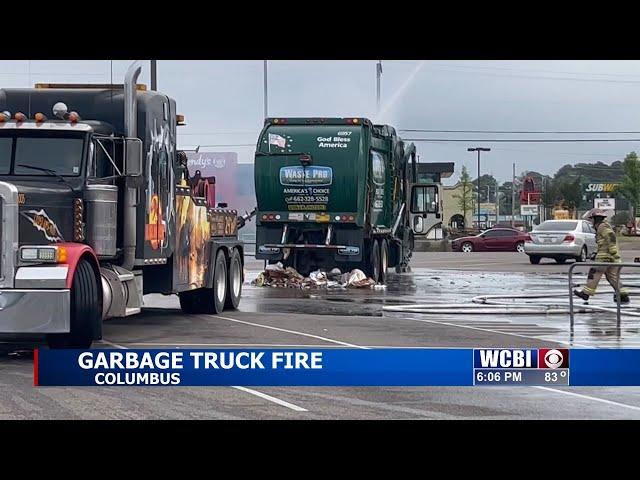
[[379, 239, 389, 284], [179, 249, 228, 314], [212, 249, 228, 314], [47, 259, 100, 349], [225, 248, 242, 310], [367, 240, 381, 283]]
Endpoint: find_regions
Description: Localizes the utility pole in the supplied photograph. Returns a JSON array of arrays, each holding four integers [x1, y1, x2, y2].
[[495, 185, 500, 226], [150, 60, 157, 91], [376, 60, 383, 114], [263, 60, 269, 119], [511, 163, 516, 227], [468, 147, 491, 229], [486, 185, 491, 226], [540, 176, 547, 223]]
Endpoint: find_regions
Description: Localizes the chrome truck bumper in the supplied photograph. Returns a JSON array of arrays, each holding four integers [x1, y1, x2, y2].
[[0, 181, 71, 334], [0, 289, 70, 333]]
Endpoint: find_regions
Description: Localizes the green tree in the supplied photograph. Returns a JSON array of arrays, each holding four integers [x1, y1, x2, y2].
[[617, 151, 640, 220], [472, 174, 498, 202], [541, 177, 559, 209], [454, 165, 475, 228], [499, 181, 520, 216], [557, 176, 583, 212]]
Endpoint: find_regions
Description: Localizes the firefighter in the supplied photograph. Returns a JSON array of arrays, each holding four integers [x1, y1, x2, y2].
[[574, 208, 629, 303]]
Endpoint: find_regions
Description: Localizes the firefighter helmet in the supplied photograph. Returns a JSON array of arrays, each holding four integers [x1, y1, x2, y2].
[[583, 208, 608, 220]]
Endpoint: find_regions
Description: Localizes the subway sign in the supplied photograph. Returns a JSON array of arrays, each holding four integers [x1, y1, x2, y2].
[[585, 183, 619, 193]]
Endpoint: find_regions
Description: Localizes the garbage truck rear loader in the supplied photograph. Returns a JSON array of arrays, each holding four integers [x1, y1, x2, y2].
[[254, 117, 442, 283]]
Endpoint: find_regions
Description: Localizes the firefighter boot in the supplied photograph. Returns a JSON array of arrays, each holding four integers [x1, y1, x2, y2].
[[614, 293, 630, 304], [574, 289, 590, 302]]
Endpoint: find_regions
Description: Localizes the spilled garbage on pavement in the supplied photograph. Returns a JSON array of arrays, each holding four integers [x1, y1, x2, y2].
[[251, 262, 382, 289]]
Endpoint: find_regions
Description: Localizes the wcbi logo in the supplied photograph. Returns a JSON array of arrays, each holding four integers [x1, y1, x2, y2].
[[474, 348, 570, 369], [474, 349, 537, 369]]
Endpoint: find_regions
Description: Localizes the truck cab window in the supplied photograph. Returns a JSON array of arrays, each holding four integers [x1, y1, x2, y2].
[[14, 137, 83, 176], [0, 138, 11, 174], [411, 185, 437, 213], [91, 137, 124, 178]]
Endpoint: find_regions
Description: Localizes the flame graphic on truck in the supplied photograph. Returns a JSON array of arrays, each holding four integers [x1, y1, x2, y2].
[[21, 209, 64, 242]]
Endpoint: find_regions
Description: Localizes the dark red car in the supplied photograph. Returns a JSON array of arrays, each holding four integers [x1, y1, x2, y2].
[[451, 228, 529, 253]]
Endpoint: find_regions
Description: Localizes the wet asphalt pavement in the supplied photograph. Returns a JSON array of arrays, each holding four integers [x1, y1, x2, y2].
[[3, 251, 640, 419]]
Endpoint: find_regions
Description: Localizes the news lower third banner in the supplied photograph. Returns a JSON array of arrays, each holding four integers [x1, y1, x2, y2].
[[33, 348, 640, 387]]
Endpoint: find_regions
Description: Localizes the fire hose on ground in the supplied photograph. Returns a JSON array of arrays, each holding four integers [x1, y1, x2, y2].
[[382, 289, 640, 317]]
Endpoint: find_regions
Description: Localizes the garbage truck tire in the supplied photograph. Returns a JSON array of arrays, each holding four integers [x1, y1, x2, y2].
[[379, 238, 388, 284]]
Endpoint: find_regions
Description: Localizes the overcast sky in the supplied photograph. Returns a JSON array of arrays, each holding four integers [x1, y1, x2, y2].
[[1, 60, 639, 185]]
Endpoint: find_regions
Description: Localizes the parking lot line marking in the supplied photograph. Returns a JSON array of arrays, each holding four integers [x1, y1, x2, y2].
[[279, 389, 458, 419], [113, 342, 350, 348], [99, 338, 310, 412], [100, 340, 127, 349], [206, 315, 368, 349], [232, 386, 308, 412], [535, 386, 640, 412]]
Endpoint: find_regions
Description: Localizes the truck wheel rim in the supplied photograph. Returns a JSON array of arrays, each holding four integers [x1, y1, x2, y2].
[[382, 245, 387, 271], [374, 251, 379, 280], [217, 268, 226, 301], [232, 260, 241, 297]]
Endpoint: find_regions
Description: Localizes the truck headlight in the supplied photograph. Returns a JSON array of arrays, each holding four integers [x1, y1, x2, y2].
[[20, 246, 67, 263]]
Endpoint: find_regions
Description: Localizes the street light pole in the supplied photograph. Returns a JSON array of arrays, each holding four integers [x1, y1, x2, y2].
[[495, 186, 500, 226], [468, 147, 491, 229], [150, 60, 157, 91], [376, 60, 383, 114], [511, 163, 516, 228]]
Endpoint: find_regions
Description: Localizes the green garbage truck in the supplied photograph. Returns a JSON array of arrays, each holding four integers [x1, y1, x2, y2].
[[254, 117, 443, 283]]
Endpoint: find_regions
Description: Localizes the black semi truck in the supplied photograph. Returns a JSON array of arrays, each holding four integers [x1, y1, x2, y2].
[[0, 62, 245, 348]]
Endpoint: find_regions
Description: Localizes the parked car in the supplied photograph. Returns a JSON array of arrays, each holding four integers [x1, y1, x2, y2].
[[451, 228, 530, 253], [524, 219, 596, 264]]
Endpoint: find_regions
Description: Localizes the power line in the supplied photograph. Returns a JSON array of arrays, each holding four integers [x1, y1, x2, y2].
[[196, 144, 256, 148], [477, 147, 628, 158], [180, 132, 258, 136], [405, 138, 640, 143], [404, 140, 634, 158], [400, 129, 640, 134], [387, 61, 640, 79], [0, 72, 105, 76], [427, 62, 640, 79], [423, 68, 640, 84]]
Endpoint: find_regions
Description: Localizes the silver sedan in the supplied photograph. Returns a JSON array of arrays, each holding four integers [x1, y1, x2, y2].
[[524, 219, 597, 264]]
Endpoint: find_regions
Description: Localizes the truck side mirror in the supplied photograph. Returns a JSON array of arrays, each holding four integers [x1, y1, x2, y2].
[[413, 216, 424, 233], [125, 138, 143, 176]]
